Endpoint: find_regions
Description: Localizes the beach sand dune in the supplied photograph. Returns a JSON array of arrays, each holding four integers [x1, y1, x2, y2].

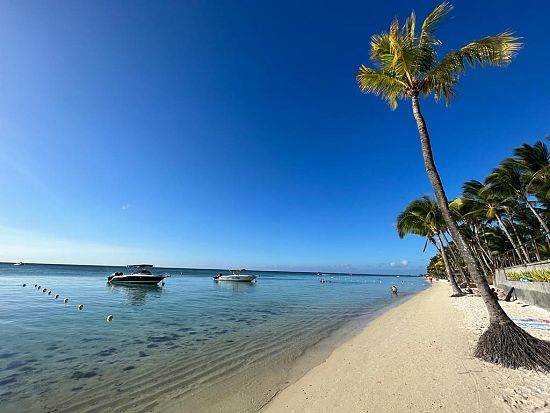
[[262, 281, 550, 413]]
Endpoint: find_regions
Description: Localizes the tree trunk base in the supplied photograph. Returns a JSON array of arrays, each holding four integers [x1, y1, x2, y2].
[[475, 321, 550, 372]]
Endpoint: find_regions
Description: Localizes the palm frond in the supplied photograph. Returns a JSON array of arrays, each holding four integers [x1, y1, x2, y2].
[[457, 32, 522, 67], [418, 2, 452, 48], [419, 32, 521, 105], [356, 65, 407, 109], [402, 10, 416, 48]]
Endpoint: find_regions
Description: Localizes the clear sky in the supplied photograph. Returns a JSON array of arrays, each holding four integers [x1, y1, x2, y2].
[[0, 1, 548, 273]]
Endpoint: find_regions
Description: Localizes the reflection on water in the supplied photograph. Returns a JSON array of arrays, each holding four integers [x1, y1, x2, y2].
[[107, 283, 163, 305], [214, 280, 257, 292]]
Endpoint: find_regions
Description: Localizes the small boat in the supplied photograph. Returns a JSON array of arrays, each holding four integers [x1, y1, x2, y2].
[[13, 262, 24, 266], [213, 269, 256, 282], [108, 264, 166, 285]]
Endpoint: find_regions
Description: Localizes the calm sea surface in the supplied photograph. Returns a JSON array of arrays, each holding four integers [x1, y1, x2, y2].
[[0, 264, 427, 412]]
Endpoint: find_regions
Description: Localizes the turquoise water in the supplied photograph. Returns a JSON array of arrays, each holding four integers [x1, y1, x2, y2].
[[0, 264, 427, 412]]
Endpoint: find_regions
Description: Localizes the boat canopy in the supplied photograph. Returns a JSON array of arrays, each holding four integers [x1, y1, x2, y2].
[[127, 264, 153, 268]]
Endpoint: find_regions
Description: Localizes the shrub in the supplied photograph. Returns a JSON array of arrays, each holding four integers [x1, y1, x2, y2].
[[506, 269, 550, 282]]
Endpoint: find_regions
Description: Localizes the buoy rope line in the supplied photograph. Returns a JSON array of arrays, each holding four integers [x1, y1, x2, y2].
[[22, 282, 113, 322]]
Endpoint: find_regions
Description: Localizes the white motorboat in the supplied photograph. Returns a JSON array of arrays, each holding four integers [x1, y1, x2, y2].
[[213, 269, 256, 282], [13, 262, 24, 266], [108, 264, 167, 285]]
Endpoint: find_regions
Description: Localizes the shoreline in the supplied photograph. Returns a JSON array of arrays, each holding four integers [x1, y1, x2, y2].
[[154, 286, 428, 413], [261, 281, 550, 413]]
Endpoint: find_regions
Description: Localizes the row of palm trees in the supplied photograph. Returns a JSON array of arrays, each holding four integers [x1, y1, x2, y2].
[[399, 138, 550, 286], [357, 2, 550, 370]]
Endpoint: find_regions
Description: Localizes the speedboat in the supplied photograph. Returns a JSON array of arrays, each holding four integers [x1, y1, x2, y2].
[[213, 269, 256, 282], [13, 262, 24, 266], [108, 264, 166, 285]]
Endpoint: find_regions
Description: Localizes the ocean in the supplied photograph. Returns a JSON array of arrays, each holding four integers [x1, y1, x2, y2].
[[0, 264, 427, 412]]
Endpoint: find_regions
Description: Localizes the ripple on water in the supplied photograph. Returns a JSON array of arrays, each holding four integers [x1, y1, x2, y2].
[[0, 376, 18, 386], [0, 265, 428, 411], [71, 370, 98, 379]]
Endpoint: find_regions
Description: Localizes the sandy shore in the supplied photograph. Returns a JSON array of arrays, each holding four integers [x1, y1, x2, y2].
[[262, 281, 550, 413]]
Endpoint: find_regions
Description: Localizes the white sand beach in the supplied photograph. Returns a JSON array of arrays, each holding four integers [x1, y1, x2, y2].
[[262, 281, 550, 413]]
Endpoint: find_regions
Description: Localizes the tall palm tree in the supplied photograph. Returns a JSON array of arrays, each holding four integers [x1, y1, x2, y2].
[[396, 195, 463, 296], [357, 3, 550, 371]]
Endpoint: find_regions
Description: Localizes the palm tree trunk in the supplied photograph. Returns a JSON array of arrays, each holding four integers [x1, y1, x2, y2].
[[494, 213, 526, 263], [524, 197, 550, 233], [478, 224, 496, 267], [506, 216, 531, 262], [473, 225, 495, 269], [411, 94, 550, 372], [435, 233, 463, 295], [410, 94, 507, 321], [474, 242, 493, 278], [441, 231, 470, 283]]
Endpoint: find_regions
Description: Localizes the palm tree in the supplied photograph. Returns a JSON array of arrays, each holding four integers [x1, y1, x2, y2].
[[357, 3, 550, 371], [507, 140, 550, 218], [490, 158, 550, 233], [457, 180, 529, 263], [396, 195, 463, 296]]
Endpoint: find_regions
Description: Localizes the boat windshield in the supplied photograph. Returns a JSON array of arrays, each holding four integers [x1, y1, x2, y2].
[[133, 269, 152, 275]]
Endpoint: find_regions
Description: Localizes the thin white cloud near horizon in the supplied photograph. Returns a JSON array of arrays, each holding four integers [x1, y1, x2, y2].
[[389, 259, 409, 268]]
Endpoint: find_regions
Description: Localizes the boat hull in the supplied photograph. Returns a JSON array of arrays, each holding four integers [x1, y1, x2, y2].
[[108, 275, 166, 285], [215, 275, 256, 282]]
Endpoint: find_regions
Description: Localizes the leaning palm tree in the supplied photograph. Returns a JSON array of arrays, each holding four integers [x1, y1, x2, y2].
[[357, 3, 550, 371], [397, 195, 463, 296]]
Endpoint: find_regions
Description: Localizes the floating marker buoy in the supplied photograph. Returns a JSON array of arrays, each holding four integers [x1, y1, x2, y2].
[[77, 304, 84, 310], [106, 315, 113, 322], [38, 286, 41, 289], [34, 284, 37, 287], [42, 288, 47, 293], [161, 282, 165, 286], [22, 284, 26, 287], [48, 291, 52, 295], [55, 294, 59, 299], [64, 298, 69, 303]]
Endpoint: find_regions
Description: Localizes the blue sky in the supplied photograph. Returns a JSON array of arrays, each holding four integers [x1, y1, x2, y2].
[[0, 1, 548, 273]]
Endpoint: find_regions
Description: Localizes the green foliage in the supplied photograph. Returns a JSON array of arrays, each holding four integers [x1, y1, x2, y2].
[[506, 269, 550, 282], [408, 138, 550, 275], [396, 195, 445, 239], [427, 254, 445, 276], [356, 2, 521, 109]]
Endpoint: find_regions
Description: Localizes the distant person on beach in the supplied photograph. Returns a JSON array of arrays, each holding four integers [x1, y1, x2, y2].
[[391, 286, 398, 295]]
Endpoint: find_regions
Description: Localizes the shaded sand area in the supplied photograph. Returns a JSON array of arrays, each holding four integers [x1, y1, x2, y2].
[[262, 281, 550, 413]]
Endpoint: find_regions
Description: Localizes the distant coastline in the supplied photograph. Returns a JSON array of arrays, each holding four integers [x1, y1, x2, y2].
[[1, 261, 422, 277]]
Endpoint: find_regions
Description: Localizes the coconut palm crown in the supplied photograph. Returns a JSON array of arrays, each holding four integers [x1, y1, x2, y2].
[[356, 2, 521, 109]]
